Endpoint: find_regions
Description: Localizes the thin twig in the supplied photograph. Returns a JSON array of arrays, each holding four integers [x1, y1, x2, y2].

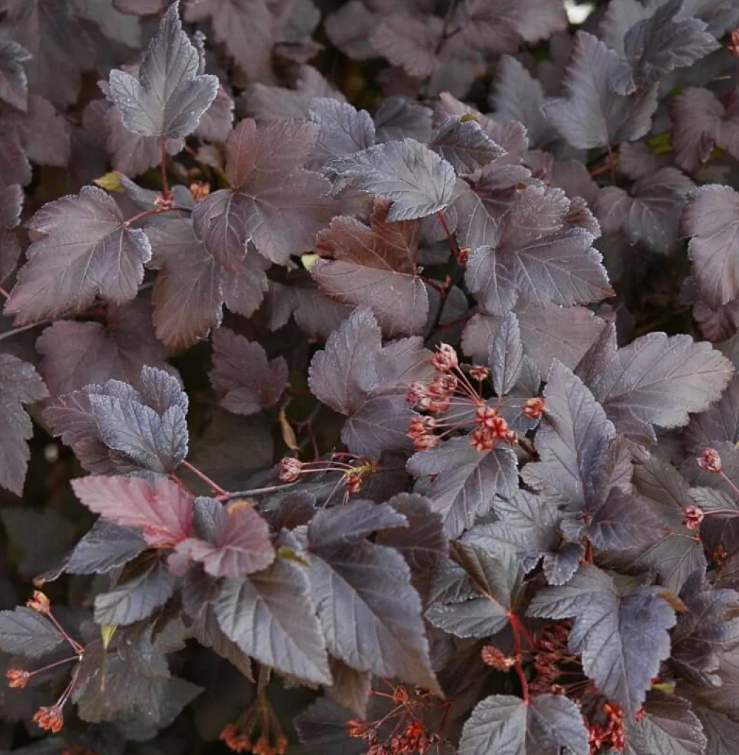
[[181, 460, 227, 496], [217, 482, 298, 501], [0, 321, 48, 343]]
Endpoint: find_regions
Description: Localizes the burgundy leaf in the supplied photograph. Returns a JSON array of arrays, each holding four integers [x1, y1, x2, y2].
[[209, 327, 287, 415], [174, 498, 275, 578], [313, 198, 428, 338], [71, 474, 193, 547], [0, 354, 49, 495], [192, 118, 336, 269], [4, 186, 151, 326]]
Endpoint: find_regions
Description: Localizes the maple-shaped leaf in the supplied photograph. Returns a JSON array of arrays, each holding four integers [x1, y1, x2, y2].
[[446, 160, 534, 250], [627, 451, 707, 592], [215, 541, 332, 686], [682, 184, 739, 309], [309, 308, 435, 458], [408, 437, 518, 538], [375, 493, 447, 596], [181, 570, 254, 681], [307, 500, 439, 693], [84, 368, 188, 474], [528, 564, 677, 716], [36, 300, 171, 397], [585, 331, 733, 440], [611, 0, 719, 94], [2, 94, 71, 169], [523, 361, 614, 512], [147, 217, 269, 350], [671, 572, 739, 686], [44, 366, 188, 475], [624, 693, 707, 755], [543, 31, 659, 149], [374, 96, 433, 144], [671, 88, 739, 174], [109, 1, 218, 138], [94, 553, 177, 626], [490, 311, 524, 396], [63, 519, 147, 577], [209, 328, 287, 416], [369, 13, 443, 78], [426, 542, 523, 639], [330, 139, 456, 221], [0, 0, 95, 108], [192, 118, 336, 269], [183, 0, 274, 80], [71, 475, 193, 547], [490, 55, 554, 147], [458, 693, 589, 755], [308, 97, 376, 168], [0, 606, 65, 659], [465, 184, 612, 315], [0, 40, 29, 110], [173, 498, 275, 578], [428, 117, 505, 175], [312, 198, 428, 338], [0, 182, 22, 281], [0, 354, 48, 495], [469, 491, 582, 586], [686, 373, 739, 452], [242, 65, 345, 121], [3, 186, 151, 326], [595, 167, 694, 255], [462, 304, 606, 376]]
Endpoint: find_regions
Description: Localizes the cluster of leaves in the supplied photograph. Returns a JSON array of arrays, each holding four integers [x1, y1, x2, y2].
[[5, 1, 739, 754]]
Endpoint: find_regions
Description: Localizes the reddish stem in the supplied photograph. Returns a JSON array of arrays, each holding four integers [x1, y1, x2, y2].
[[510, 614, 529, 704], [436, 210, 459, 256], [181, 460, 227, 496], [720, 470, 739, 500], [0, 285, 9, 299], [124, 206, 181, 227]]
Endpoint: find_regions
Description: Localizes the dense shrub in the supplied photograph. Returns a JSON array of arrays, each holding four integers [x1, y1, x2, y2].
[[4, 0, 739, 753]]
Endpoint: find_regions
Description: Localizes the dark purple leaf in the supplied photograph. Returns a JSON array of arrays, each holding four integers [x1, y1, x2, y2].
[[0, 607, 64, 658], [523, 360, 614, 511], [682, 184, 739, 309], [612, 0, 719, 94], [94, 555, 177, 626], [308, 97, 376, 167], [4, 186, 151, 326], [36, 300, 171, 397], [295, 697, 367, 755], [0, 354, 48, 495], [671, 88, 739, 174], [71, 475, 193, 547], [183, 0, 274, 80], [374, 96, 433, 144], [215, 553, 331, 685], [369, 13, 443, 78], [330, 138, 456, 221], [309, 308, 434, 457], [528, 564, 677, 716], [109, 1, 218, 138], [686, 373, 739, 452], [0, 39, 29, 110], [429, 117, 504, 174], [542, 31, 659, 149], [408, 437, 518, 538], [465, 185, 612, 315], [174, 498, 275, 578], [307, 502, 439, 693], [595, 167, 694, 254], [459, 693, 589, 755], [64, 519, 147, 576], [2, 94, 71, 168], [490, 55, 554, 147], [489, 311, 523, 396], [0, 0, 95, 108], [625, 693, 706, 755], [586, 332, 733, 440], [192, 118, 336, 269], [209, 328, 287, 415], [463, 305, 606, 376], [313, 198, 428, 338]]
